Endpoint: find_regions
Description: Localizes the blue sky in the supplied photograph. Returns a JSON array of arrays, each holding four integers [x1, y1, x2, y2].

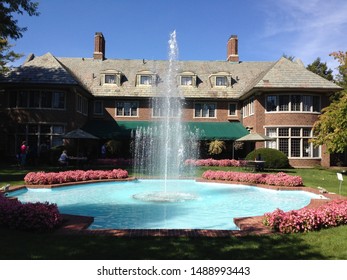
[[11, 0, 347, 72]]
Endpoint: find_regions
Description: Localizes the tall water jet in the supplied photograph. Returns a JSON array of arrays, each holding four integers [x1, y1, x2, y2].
[[133, 31, 199, 197]]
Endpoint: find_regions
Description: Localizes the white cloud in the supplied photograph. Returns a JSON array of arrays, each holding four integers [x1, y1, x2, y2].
[[260, 0, 347, 71]]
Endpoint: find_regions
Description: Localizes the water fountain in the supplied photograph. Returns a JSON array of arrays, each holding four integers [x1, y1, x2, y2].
[[132, 31, 200, 202]]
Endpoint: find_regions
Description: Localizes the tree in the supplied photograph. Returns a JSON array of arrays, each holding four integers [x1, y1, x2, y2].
[[330, 51, 347, 88], [282, 53, 295, 61], [0, 0, 39, 72], [208, 140, 226, 155], [306, 57, 333, 81], [311, 51, 347, 153]]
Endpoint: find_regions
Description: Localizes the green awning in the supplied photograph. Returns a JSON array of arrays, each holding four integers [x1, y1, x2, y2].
[[186, 122, 249, 140], [83, 120, 248, 140]]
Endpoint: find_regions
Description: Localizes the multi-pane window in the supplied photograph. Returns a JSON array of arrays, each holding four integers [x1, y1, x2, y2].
[[105, 74, 116, 84], [279, 95, 289, 111], [228, 103, 237, 116], [93, 100, 103, 115], [291, 95, 301, 111], [9, 90, 66, 109], [76, 94, 88, 115], [152, 99, 181, 117], [194, 103, 216, 118], [181, 76, 193, 86], [216, 76, 227, 86], [266, 94, 321, 113], [242, 97, 254, 117], [116, 101, 138, 117], [266, 127, 320, 158], [140, 75, 152, 85]]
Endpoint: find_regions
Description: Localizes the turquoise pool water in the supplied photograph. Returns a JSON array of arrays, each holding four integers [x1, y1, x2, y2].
[[9, 179, 323, 230]]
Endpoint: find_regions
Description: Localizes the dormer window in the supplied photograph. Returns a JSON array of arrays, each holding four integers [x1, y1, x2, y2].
[[216, 76, 227, 86], [209, 72, 232, 87], [101, 70, 122, 86], [179, 71, 197, 87], [136, 70, 157, 86], [105, 74, 116, 84], [140, 75, 153, 85], [181, 76, 193, 85]]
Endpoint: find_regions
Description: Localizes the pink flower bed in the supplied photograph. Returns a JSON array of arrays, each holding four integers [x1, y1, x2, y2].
[[185, 158, 247, 167], [202, 170, 303, 187], [24, 169, 129, 185], [263, 200, 347, 233], [0, 193, 63, 231]]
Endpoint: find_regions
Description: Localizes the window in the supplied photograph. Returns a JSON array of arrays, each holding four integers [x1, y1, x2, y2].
[[194, 103, 216, 118], [52, 92, 65, 109], [228, 103, 237, 116], [93, 100, 103, 115], [242, 97, 254, 118], [116, 101, 138, 117], [140, 75, 152, 85], [152, 98, 181, 117], [76, 94, 88, 115], [291, 95, 301, 111], [266, 95, 277, 111], [105, 74, 116, 84], [29, 91, 40, 108], [181, 76, 193, 86], [18, 91, 29, 107], [266, 127, 320, 158], [266, 94, 321, 113], [8, 90, 66, 109], [279, 95, 289, 111], [216, 76, 227, 86]]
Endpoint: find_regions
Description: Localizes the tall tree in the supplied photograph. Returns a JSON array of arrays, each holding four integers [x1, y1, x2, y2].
[[306, 57, 333, 81], [312, 51, 347, 153], [0, 0, 39, 72]]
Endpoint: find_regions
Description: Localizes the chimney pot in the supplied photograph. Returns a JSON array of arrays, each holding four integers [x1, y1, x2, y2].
[[227, 35, 239, 62], [94, 32, 105, 60]]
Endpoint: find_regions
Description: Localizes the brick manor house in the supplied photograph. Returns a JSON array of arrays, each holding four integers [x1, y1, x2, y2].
[[0, 32, 342, 167]]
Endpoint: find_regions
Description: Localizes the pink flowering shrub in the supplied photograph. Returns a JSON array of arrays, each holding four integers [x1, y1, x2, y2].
[[0, 193, 63, 231], [24, 169, 129, 185], [185, 158, 247, 167], [263, 200, 347, 233], [202, 170, 303, 187]]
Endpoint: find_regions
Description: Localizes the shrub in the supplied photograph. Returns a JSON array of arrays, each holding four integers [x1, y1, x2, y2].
[[0, 193, 63, 231], [202, 170, 303, 186], [24, 169, 129, 185], [263, 200, 347, 233], [246, 148, 290, 169]]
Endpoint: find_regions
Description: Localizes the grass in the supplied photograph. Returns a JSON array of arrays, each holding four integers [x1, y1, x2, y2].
[[1, 163, 347, 260], [1, 226, 347, 259]]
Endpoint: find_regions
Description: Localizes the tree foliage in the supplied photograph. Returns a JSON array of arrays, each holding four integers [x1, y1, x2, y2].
[[306, 57, 333, 81], [312, 91, 347, 153], [311, 51, 347, 153], [0, 0, 39, 72], [208, 140, 226, 155]]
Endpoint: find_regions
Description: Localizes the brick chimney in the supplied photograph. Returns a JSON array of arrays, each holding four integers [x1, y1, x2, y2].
[[227, 35, 239, 62], [93, 32, 105, 60]]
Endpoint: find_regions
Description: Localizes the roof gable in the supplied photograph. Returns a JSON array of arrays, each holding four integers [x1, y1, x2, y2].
[[0, 53, 78, 85], [253, 57, 341, 90]]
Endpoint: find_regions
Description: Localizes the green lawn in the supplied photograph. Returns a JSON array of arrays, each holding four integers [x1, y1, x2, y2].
[[1, 225, 347, 259], [1, 163, 347, 260]]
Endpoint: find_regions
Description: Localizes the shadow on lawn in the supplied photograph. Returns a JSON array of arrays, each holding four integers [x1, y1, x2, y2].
[[0, 229, 327, 260]]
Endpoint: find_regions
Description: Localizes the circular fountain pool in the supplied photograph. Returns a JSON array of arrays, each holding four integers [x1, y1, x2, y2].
[[9, 179, 323, 230]]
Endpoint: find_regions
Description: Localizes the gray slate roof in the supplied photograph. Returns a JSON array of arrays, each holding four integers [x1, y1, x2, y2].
[[0, 53, 341, 98], [0, 53, 78, 85]]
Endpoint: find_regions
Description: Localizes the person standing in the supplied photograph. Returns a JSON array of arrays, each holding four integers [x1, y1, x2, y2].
[[20, 141, 28, 166]]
